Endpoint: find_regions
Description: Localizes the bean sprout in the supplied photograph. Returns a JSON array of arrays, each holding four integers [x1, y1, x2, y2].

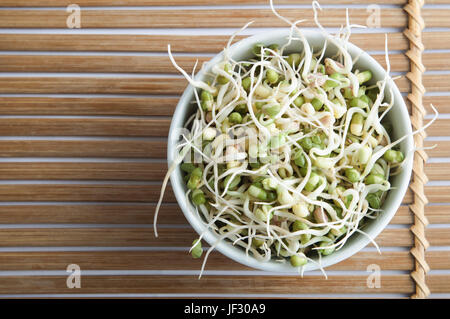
[[154, 1, 438, 276]]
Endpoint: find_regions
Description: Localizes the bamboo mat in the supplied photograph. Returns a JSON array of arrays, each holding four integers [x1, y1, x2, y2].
[[0, 0, 449, 298]]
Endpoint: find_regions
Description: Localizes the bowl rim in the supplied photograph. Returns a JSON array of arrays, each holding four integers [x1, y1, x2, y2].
[[167, 29, 414, 273]]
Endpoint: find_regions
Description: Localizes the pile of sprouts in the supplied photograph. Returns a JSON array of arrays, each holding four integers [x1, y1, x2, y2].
[[154, 1, 437, 276]]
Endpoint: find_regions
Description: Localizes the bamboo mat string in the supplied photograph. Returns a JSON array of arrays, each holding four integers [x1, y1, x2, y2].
[[404, 0, 430, 299]]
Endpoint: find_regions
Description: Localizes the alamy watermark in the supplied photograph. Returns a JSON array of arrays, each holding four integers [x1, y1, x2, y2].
[[66, 264, 81, 288]]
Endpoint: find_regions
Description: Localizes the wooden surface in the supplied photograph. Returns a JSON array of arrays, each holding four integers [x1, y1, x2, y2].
[[0, 0, 449, 298]]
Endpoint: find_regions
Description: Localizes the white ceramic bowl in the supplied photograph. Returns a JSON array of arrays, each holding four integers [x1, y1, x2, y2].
[[168, 29, 413, 272]]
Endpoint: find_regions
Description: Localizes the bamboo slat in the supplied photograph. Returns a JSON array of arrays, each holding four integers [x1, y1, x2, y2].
[[0, 184, 410, 203], [0, 77, 187, 95], [1, 250, 447, 272], [0, 0, 447, 298], [0, 34, 244, 53], [1, 51, 445, 74], [0, 0, 411, 7], [394, 205, 450, 225], [0, 8, 409, 28], [0, 118, 171, 137], [0, 203, 184, 225], [0, 184, 175, 202], [423, 118, 450, 136], [0, 275, 415, 295], [428, 251, 450, 270], [0, 161, 446, 182], [0, 95, 447, 116], [424, 96, 450, 114], [1, 32, 446, 53], [7, 52, 445, 73], [422, 74, 450, 92], [425, 140, 450, 158], [0, 204, 411, 225], [0, 184, 422, 203], [423, 32, 450, 50], [0, 74, 445, 95], [0, 227, 421, 247], [0, 76, 404, 94], [425, 163, 450, 181], [0, 140, 166, 158], [428, 228, 450, 246], [0, 139, 445, 159], [425, 186, 450, 203], [0, 227, 444, 249], [422, 53, 450, 72], [0, 33, 412, 52], [4, 8, 450, 30], [2, 74, 447, 94], [0, 34, 243, 53], [0, 250, 414, 271], [0, 55, 211, 74], [0, 162, 168, 181], [425, 205, 450, 224]]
